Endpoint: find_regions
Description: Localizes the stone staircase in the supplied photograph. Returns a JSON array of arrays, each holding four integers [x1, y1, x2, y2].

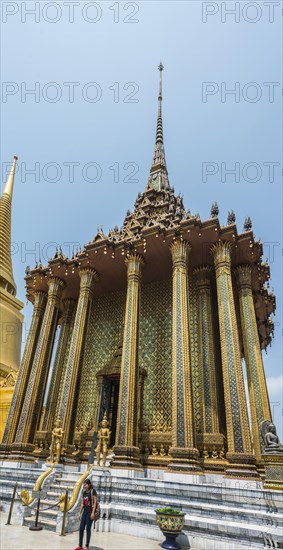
[[25, 469, 84, 531], [96, 470, 283, 549], [0, 462, 84, 532], [0, 462, 41, 507], [1, 463, 283, 549]]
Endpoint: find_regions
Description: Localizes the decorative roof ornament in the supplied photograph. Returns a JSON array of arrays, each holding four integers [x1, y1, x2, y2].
[[227, 210, 236, 225], [244, 216, 252, 231], [58, 247, 66, 260], [210, 202, 219, 218], [0, 368, 18, 388], [147, 63, 170, 191]]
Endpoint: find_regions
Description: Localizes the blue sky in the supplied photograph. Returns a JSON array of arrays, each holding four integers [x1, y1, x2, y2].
[[1, 1, 282, 436]]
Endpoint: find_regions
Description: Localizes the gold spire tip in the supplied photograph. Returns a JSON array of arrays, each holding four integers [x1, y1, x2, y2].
[[13, 155, 18, 161]]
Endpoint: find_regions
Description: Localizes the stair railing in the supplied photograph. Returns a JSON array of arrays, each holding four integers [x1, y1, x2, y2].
[[20, 465, 54, 507], [59, 463, 93, 513]]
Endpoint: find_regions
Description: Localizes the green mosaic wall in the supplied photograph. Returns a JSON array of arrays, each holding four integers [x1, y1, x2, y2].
[[140, 278, 172, 433], [76, 289, 126, 428]]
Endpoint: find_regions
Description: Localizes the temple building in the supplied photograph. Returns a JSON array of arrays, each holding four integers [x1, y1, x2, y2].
[[1, 66, 276, 478], [0, 157, 24, 440]]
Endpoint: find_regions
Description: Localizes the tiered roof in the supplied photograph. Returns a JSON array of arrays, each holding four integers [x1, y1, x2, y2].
[[25, 66, 275, 349]]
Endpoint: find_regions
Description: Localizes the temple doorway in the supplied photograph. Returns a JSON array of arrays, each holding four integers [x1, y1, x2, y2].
[[95, 340, 123, 449], [97, 377, 119, 448]]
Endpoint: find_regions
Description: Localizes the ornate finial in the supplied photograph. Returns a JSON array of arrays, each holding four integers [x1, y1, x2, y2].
[[147, 64, 170, 192], [2, 156, 18, 198], [158, 62, 163, 101], [210, 202, 219, 218], [227, 210, 236, 225], [244, 216, 252, 231]]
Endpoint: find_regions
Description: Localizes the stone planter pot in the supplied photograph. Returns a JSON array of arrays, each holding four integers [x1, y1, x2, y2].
[[155, 509, 185, 550]]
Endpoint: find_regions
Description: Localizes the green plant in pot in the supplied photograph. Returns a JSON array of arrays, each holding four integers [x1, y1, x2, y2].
[[155, 508, 185, 550]]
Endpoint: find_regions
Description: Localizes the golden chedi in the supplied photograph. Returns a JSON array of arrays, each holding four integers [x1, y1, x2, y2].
[[0, 156, 24, 440]]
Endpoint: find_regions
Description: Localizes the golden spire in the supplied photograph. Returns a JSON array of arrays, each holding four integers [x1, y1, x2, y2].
[[0, 155, 18, 293], [147, 63, 170, 191]]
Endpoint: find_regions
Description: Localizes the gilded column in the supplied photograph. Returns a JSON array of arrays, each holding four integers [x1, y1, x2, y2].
[[194, 266, 223, 434], [14, 278, 65, 446], [235, 265, 271, 461], [62, 269, 98, 445], [168, 239, 201, 473], [211, 242, 257, 477], [112, 253, 144, 469], [41, 298, 77, 432], [1, 290, 47, 445]]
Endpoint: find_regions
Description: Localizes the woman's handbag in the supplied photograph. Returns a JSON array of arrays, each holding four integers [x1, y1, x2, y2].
[[94, 501, 101, 522]]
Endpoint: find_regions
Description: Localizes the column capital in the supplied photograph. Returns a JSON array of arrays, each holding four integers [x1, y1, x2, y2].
[[79, 268, 99, 294], [170, 239, 191, 269], [211, 240, 233, 268], [47, 276, 65, 292], [33, 290, 47, 312], [234, 265, 252, 290], [194, 266, 212, 291], [79, 267, 98, 279], [46, 277, 65, 307], [125, 253, 144, 280]]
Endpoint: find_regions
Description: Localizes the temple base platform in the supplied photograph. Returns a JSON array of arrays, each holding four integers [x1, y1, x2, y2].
[[262, 454, 283, 490], [0, 461, 282, 549]]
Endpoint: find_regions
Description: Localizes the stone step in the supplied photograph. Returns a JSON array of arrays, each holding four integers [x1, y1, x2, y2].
[[49, 483, 75, 491], [24, 516, 57, 530], [40, 498, 60, 506], [108, 491, 283, 526], [108, 503, 280, 541], [0, 469, 40, 477], [55, 475, 82, 482], [46, 491, 62, 500], [109, 484, 283, 511], [0, 474, 39, 483], [0, 479, 35, 486], [0, 480, 35, 501], [37, 509, 59, 520]]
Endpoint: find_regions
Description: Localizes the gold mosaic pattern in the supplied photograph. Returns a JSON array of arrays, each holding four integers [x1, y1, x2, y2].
[[189, 273, 202, 433], [76, 289, 126, 429], [140, 279, 172, 433], [55, 303, 77, 423], [156, 511, 185, 532]]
